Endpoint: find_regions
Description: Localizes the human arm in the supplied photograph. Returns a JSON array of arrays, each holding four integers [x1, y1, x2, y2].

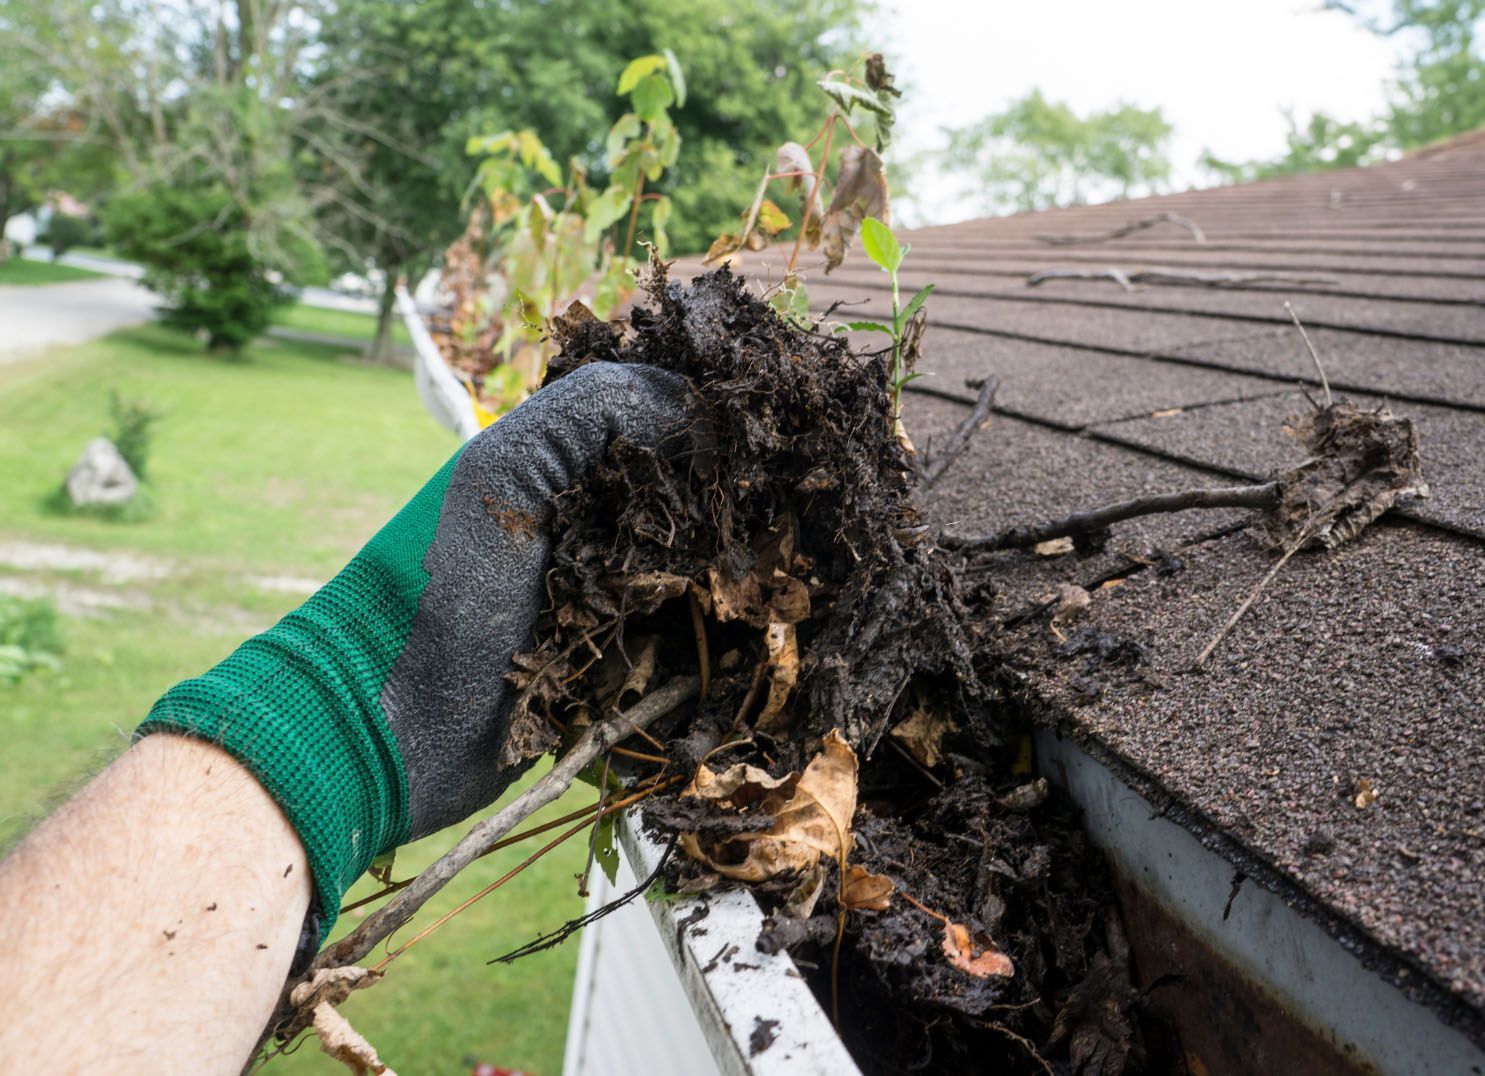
[[0, 734, 311, 1074]]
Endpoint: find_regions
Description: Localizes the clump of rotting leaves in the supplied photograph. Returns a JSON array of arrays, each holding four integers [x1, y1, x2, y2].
[[506, 258, 1158, 1074]]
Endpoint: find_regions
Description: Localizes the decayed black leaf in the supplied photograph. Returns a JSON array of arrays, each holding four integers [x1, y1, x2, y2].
[[1254, 401, 1429, 551]]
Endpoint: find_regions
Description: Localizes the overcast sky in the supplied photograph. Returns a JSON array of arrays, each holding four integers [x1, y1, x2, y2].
[[875, 0, 1404, 225]]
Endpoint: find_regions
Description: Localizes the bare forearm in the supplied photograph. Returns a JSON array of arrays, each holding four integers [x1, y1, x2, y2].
[[0, 734, 310, 1073]]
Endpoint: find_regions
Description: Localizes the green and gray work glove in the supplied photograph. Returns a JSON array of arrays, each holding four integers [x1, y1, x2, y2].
[[138, 362, 689, 946]]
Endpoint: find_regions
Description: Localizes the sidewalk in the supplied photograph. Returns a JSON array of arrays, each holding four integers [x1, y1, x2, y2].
[[0, 275, 158, 364]]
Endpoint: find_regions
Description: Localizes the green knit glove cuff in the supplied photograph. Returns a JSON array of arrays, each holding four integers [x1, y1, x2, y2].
[[136, 450, 463, 941]]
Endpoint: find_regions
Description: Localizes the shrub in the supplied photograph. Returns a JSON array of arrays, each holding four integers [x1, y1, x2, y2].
[[0, 595, 63, 685], [103, 184, 294, 353], [42, 213, 93, 260], [108, 390, 161, 480]]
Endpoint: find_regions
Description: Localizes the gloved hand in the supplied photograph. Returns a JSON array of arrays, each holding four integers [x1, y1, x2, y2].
[[139, 362, 690, 942]]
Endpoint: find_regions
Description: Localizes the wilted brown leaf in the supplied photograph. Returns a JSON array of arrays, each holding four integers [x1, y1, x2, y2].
[[842, 864, 895, 911], [679, 729, 858, 883], [755, 620, 800, 731], [891, 703, 957, 769], [1034, 536, 1075, 557], [310, 1000, 397, 1076], [820, 146, 887, 272], [708, 564, 764, 624], [941, 921, 1014, 979]]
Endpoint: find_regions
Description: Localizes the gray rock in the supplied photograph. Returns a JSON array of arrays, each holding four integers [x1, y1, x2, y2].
[[65, 437, 138, 507]]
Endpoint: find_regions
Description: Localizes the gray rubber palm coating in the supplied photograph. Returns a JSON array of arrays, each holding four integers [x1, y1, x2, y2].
[[380, 362, 689, 839]]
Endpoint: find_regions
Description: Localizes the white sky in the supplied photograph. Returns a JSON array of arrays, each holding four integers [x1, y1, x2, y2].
[[875, 0, 1404, 225]]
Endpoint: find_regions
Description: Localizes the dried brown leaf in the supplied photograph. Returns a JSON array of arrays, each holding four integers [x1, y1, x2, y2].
[[705, 232, 745, 264], [842, 863, 895, 911], [310, 1001, 397, 1076], [942, 921, 1014, 979], [708, 565, 764, 624], [755, 620, 800, 731], [890, 704, 956, 769], [820, 146, 887, 272], [1255, 402, 1428, 551], [1034, 536, 1075, 557], [679, 729, 858, 883]]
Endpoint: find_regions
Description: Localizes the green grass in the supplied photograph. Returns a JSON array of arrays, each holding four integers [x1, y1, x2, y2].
[[0, 257, 108, 285], [0, 325, 587, 1074], [270, 301, 411, 347]]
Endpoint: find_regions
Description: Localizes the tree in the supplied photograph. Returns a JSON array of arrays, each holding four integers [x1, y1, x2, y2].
[[938, 90, 1173, 214], [1204, 1, 1484, 182], [312, 0, 866, 357]]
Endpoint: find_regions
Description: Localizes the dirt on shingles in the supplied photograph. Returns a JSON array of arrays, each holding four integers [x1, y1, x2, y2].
[[501, 262, 1165, 1074]]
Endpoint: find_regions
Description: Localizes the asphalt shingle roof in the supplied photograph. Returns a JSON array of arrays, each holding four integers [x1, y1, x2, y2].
[[804, 134, 1485, 1041]]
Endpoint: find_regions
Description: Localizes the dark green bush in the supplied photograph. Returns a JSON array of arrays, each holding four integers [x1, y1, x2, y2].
[[103, 184, 294, 353]]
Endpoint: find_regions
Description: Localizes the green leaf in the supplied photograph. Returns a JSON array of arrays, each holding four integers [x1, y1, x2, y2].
[[584, 183, 633, 243], [838, 319, 892, 334], [593, 812, 620, 887], [606, 113, 643, 168], [617, 54, 667, 96], [664, 48, 687, 108], [817, 78, 891, 117], [652, 194, 672, 258], [631, 73, 674, 124], [860, 216, 902, 274], [465, 130, 514, 157], [895, 283, 935, 333], [756, 198, 792, 236]]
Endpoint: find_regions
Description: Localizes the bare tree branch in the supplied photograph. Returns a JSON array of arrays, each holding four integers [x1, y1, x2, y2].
[[941, 482, 1281, 553], [1035, 211, 1206, 246]]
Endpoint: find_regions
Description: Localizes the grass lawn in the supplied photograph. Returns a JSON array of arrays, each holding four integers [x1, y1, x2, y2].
[[0, 257, 108, 285], [270, 301, 412, 347], [0, 325, 587, 1074]]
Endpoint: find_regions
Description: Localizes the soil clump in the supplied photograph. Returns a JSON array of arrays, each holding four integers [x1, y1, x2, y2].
[[510, 261, 1162, 1074]]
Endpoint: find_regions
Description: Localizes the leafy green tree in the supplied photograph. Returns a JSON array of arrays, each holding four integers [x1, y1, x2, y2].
[[1205, 1, 1484, 182], [939, 90, 1174, 213], [312, 0, 865, 356]]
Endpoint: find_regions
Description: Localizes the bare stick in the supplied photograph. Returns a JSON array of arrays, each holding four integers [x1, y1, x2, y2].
[[1035, 211, 1206, 246], [1191, 538, 1303, 669], [922, 377, 1000, 487], [302, 675, 701, 979], [941, 482, 1280, 553], [1028, 267, 1335, 290], [1285, 301, 1333, 407]]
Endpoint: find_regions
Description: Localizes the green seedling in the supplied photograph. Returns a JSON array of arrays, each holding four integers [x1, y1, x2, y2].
[[843, 216, 933, 422]]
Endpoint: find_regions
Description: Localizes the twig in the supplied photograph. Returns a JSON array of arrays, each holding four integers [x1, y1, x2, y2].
[[941, 482, 1281, 553], [921, 377, 1000, 487], [1028, 267, 1336, 291], [689, 589, 711, 701], [1191, 535, 1304, 670], [1035, 211, 1206, 246], [1285, 301, 1333, 407], [288, 675, 701, 1002]]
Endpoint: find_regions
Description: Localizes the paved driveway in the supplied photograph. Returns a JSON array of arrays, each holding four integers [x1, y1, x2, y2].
[[0, 277, 157, 364]]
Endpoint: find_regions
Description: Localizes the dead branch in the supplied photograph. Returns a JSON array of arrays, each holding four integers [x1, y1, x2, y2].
[[1191, 535, 1304, 670], [1035, 211, 1206, 246], [922, 377, 1000, 487], [1285, 302, 1333, 407], [1027, 267, 1336, 291], [941, 482, 1280, 553], [278, 674, 701, 1027]]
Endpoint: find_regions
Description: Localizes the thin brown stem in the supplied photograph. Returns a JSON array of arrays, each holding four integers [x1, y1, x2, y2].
[[921, 377, 999, 487], [689, 589, 711, 701], [788, 115, 837, 277]]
